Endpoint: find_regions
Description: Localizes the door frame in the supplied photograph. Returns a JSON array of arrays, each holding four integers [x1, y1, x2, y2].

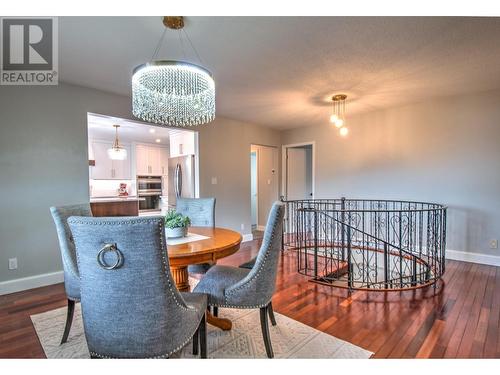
[[251, 143, 279, 230], [250, 149, 259, 228], [281, 141, 316, 201], [87, 112, 200, 199]]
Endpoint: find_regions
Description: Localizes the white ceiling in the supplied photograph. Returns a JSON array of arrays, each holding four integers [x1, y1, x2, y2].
[[60, 17, 500, 130], [88, 113, 181, 144]]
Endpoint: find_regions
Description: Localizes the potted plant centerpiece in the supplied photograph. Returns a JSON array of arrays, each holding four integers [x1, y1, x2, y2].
[[164, 210, 191, 238]]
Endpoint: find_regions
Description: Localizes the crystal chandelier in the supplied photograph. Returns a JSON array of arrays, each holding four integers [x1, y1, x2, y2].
[[107, 125, 127, 160], [132, 17, 215, 127], [329, 94, 348, 136]]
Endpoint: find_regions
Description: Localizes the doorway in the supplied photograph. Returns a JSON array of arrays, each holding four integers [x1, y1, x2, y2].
[[86, 112, 200, 216], [282, 142, 314, 200], [250, 144, 279, 238]]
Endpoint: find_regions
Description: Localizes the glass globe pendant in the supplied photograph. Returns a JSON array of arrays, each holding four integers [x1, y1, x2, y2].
[[339, 126, 349, 137], [108, 125, 127, 160], [330, 94, 348, 135], [132, 17, 215, 127]]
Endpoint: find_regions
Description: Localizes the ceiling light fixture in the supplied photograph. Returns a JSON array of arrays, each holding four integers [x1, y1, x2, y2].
[[149, 128, 156, 133], [107, 125, 127, 160], [155, 138, 161, 143], [330, 94, 348, 134], [132, 16, 215, 127]]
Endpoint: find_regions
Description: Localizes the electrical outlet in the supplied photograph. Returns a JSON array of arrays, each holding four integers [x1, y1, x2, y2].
[[8, 258, 17, 270], [241, 223, 245, 231], [490, 239, 498, 249]]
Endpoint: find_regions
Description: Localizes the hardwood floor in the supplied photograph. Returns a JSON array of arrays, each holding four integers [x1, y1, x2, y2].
[[0, 239, 499, 358]]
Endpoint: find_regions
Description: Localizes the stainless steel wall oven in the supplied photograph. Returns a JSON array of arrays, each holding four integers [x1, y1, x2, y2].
[[137, 176, 162, 213]]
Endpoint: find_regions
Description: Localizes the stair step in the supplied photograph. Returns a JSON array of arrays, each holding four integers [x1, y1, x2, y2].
[[320, 261, 349, 280]]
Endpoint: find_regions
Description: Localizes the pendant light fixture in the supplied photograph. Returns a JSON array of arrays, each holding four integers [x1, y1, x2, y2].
[[132, 16, 215, 127], [329, 94, 348, 136], [107, 125, 127, 160]]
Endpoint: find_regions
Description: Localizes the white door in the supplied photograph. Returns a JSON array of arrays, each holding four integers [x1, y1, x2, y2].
[[253, 145, 279, 228], [286, 147, 311, 200], [90, 142, 113, 179]]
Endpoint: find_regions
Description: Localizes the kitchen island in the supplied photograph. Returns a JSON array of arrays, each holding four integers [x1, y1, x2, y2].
[[90, 196, 145, 217]]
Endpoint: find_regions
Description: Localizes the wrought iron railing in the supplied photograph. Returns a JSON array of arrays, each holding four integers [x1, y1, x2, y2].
[[282, 198, 447, 291]]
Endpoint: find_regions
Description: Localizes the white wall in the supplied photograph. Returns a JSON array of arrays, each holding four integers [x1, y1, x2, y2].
[[197, 118, 281, 236], [281, 89, 500, 258], [0, 83, 132, 286], [0, 83, 281, 290], [1, 81, 497, 290]]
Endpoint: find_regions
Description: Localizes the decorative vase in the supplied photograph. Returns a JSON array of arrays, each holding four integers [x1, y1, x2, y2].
[[166, 226, 188, 239]]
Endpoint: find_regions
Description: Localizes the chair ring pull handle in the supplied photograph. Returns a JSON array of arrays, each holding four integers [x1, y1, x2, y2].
[[97, 243, 123, 270]]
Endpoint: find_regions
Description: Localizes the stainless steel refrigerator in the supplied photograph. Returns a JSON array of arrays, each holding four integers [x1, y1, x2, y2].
[[168, 154, 195, 208]]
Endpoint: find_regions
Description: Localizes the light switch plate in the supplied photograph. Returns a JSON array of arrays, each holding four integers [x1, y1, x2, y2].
[[8, 258, 17, 270], [211, 177, 217, 185]]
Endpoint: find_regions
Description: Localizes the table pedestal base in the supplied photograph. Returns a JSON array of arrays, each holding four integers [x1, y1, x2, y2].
[[207, 313, 232, 331], [170, 266, 190, 292], [169, 265, 233, 330]]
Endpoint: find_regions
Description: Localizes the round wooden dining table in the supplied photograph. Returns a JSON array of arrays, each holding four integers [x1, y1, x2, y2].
[[166, 226, 242, 330]]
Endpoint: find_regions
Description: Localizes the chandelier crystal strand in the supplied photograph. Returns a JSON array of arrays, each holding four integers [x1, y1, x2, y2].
[[132, 17, 216, 127], [132, 61, 215, 126]]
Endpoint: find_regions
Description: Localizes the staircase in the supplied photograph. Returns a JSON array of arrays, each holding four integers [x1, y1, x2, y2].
[[282, 198, 447, 291]]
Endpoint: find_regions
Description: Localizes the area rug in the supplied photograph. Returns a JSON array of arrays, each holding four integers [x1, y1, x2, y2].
[[31, 304, 372, 359], [31, 276, 372, 359]]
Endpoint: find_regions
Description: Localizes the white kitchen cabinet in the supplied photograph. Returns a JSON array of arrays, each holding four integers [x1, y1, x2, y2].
[[148, 146, 162, 175], [135, 144, 169, 176], [90, 141, 131, 180], [112, 154, 131, 179], [135, 144, 150, 175], [90, 142, 112, 180], [169, 130, 195, 157], [160, 147, 169, 176]]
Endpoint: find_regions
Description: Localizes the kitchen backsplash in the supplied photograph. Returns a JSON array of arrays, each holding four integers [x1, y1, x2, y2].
[[90, 179, 136, 197]]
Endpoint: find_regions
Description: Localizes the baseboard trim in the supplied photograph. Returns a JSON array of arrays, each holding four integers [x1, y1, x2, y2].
[[1, 248, 496, 296], [242, 233, 253, 243], [0, 271, 64, 296], [447, 250, 500, 267]]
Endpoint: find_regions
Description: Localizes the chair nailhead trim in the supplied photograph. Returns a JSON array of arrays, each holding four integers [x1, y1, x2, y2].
[[210, 303, 269, 309], [62, 256, 79, 282], [90, 330, 195, 359], [71, 217, 204, 358], [224, 221, 281, 304], [158, 220, 192, 311]]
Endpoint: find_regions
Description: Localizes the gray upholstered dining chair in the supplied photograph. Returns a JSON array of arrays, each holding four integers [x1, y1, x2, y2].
[[177, 197, 216, 275], [239, 258, 256, 270], [238, 258, 276, 327], [193, 201, 285, 358], [67, 216, 208, 359], [49, 203, 92, 344]]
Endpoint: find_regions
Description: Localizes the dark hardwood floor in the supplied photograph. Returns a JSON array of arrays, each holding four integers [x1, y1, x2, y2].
[[0, 239, 499, 358]]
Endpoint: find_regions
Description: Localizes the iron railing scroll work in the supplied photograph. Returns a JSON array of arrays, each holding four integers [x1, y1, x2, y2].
[[281, 198, 447, 292]]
